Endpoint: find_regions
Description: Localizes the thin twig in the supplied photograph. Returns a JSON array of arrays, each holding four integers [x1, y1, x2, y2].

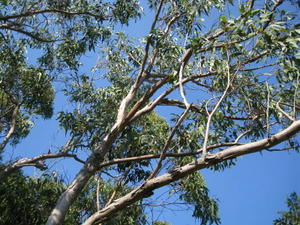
[[0, 24, 64, 42], [201, 59, 233, 158], [148, 105, 191, 179], [276, 101, 295, 122]]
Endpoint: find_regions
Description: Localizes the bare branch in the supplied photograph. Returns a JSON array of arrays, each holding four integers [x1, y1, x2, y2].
[[202, 58, 234, 158], [0, 152, 85, 181], [179, 60, 190, 108], [99, 142, 240, 168], [159, 98, 257, 120], [115, 0, 165, 125]]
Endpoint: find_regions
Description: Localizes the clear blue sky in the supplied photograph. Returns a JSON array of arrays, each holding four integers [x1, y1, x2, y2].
[[3, 1, 300, 225]]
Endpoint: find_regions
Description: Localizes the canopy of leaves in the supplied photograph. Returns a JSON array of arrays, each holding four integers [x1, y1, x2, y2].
[[0, 165, 147, 225], [0, 0, 299, 225]]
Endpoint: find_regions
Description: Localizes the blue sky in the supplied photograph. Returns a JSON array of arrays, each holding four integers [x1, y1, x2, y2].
[[2, 1, 300, 225]]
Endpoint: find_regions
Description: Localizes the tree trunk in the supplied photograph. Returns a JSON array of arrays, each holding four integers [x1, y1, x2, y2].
[[46, 166, 93, 225]]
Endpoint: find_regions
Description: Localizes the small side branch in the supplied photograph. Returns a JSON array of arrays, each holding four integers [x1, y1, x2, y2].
[[202, 60, 233, 158], [99, 142, 239, 169], [0, 152, 84, 181], [276, 101, 295, 122], [0, 25, 64, 42], [148, 105, 191, 179]]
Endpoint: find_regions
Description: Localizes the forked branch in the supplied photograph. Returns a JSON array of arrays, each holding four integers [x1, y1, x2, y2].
[[82, 120, 300, 225]]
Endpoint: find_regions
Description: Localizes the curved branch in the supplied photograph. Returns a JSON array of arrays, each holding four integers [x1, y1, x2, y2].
[[0, 24, 64, 42], [83, 120, 300, 225], [0, 152, 84, 181]]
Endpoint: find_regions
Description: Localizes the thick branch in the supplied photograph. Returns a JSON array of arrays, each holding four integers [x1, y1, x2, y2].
[[0, 152, 84, 181], [83, 120, 300, 225]]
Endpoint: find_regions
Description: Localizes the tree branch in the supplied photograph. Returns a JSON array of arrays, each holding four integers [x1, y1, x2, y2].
[[202, 56, 235, 158], [159, 98, 256, 120], [148, 105, 191, 180], [0, 104, 19, 152], [0, 24, 64, 42], [115, 0, 165, 125], [0, 152, 84, 181], [82, 120, 300, 225], [0, 9, 106, 21], [99, 142, 240, 169], [276, 101, 295, 122]]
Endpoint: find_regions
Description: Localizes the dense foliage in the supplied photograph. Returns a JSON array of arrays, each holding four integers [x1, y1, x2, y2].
[[0, 165, 146, 225], [0, 0, 299, 225]]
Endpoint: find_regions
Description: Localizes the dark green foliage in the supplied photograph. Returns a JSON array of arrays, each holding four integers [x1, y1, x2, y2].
[[274, 192, 300, 225], [177, 172, 220, 225], [0, 166, 147, 225], [0, 1, 300, 224], [0, 169, 68, 225]]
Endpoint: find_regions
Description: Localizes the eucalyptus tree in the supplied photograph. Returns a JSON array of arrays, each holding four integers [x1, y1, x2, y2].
[[0, 0, 299, 225]]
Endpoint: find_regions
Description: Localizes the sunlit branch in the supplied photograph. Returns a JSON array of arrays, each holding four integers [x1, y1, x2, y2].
[[179, 60, 190, 108], [115, 0, 165, 125], [202, 58, 233, 158], [130, 50, 270, 122], [293, 73, 299, 119]]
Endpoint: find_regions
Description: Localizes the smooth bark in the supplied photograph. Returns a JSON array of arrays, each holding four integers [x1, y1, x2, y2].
[[82, 120, 300, 225]]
